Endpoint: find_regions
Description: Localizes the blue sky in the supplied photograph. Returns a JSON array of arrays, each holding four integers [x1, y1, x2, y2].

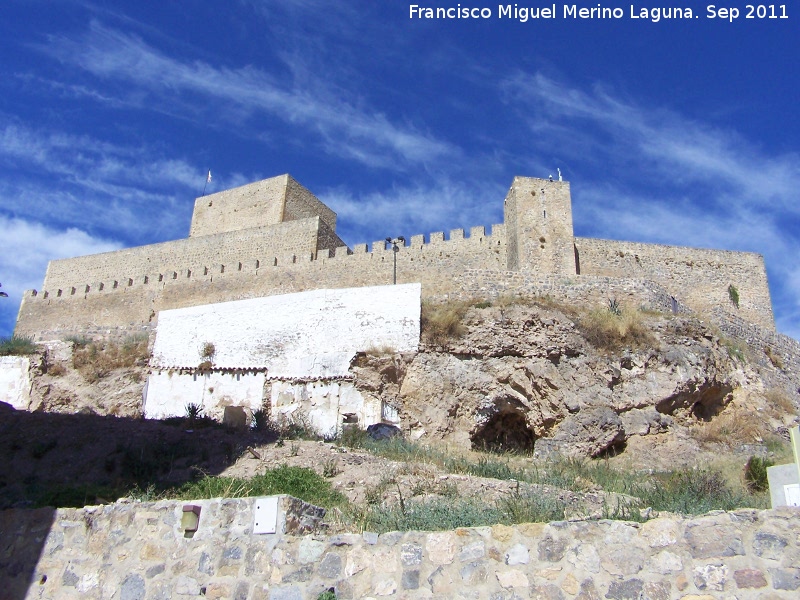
[[1, 1, 798, 339]]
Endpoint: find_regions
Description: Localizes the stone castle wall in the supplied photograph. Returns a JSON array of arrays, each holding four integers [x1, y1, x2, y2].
[[189, 175, 338, 238], [2, 498, 799, 599], [575, 237, 774, 330], [14, 176, 776, 341]]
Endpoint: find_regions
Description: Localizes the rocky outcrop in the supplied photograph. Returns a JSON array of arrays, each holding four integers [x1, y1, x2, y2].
[[354, 303, 798, 457]]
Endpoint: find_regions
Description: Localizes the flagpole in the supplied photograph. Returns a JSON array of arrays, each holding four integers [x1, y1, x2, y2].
[[202, 170, 212, 196]]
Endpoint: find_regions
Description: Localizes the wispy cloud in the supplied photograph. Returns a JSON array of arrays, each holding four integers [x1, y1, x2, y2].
[[504, 73, 800, 210], [40, 22, 456, 169], [322, 179, 505, 245], [0, 122, 206, 240], [503, 72, 800, 338]]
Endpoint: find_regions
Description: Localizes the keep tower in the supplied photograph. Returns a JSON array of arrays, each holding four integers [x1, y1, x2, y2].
[[504, 177, 577, 275]]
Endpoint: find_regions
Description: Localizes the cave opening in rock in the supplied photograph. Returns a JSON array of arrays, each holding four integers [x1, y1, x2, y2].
[[471, 411, 535, 453]]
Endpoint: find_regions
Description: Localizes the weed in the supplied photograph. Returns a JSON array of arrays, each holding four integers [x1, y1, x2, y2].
[[0, 335, 37, 356], [473, 300, 492, 309], [63, 335, 92, 349], [575, 307, 654, 351], [185, 403, 204, 421], [764, 388, 797, 416], [364, 345, 396, 357], [174, 465, 347, 509], [692, 410, 765, 446], [721, 337, 748, 363], [608, 297, 621, 316], [47, 363, 67, 376], [201, 342, 216, 359], [764, 347, 784, 370], [322, 458, 339, 478], [197, 360, 213, 374], [420, 300, 469, 345], [290, 442, 300, 457], [317, 590, 337, 600], [72, 336, 149, 381], [744, 456, 774, 492], [728, 284, 740, 309], [338, 425, 371, 448]]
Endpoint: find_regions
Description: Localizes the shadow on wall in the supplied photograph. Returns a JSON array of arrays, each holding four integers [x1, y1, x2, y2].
[[0, 403, 269, 599]]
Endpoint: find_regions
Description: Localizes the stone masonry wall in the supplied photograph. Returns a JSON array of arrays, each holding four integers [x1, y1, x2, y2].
[[284, 176, 338, 233], [189, 175, 337, 238], [15, 225, 507, 340], [1, 498, 798, 599], [575, 237, 774, 330], [15, 176, 778, 341], [189, 176, 289, 238], [40, 218, 325, 294]]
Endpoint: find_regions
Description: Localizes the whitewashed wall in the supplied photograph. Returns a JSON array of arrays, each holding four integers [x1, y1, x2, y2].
[[144, 284, 420, 430], [144, 371, 266, 420], [150, 284, 420, 377], [270, 380, 392, 437], [0, 357, 32, 410]]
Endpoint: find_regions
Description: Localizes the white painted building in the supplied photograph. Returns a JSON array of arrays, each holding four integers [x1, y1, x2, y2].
[[144, 284, 420, 433]]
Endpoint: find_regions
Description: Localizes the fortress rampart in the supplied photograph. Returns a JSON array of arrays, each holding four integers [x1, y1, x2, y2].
[[15, 175, 775, 340]]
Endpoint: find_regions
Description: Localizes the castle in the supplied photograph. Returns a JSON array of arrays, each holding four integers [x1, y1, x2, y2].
[[15, 173, 774, 340]]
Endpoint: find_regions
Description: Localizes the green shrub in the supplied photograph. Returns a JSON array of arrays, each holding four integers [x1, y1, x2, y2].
[[744, 456, 774, 492], [728, 284, 740, 309], [175, 465, 347, 509], [63, 335, 92, 348], [0, 335, 37, 356]]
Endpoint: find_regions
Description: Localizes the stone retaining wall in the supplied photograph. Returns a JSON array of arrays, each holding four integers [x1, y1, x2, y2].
[[2, 497, 798, 599]]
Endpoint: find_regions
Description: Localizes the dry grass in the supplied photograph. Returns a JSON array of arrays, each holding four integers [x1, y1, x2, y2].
[[46, 363, 67, 377], [420, 300, 469, 345], [73, 335, 149, 383], [764, 346, 784, 369], [365, 344, 396, 357], [691, 409, 766, 446], [764, 388, 798, 417], [576, 307, 655, 351]]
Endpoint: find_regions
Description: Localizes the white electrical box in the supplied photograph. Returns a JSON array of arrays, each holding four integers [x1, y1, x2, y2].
[[253, 496, 279, 534]]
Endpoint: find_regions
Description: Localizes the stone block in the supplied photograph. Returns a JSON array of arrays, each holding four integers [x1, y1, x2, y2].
[[684, 515, 744, 558], [733, 568, 767, 588], [771, 567, 800, 590]]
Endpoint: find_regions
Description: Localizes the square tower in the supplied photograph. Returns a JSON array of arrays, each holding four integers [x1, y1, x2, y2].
[[189, 174, 338, 238], [504, 177, 576, 275]]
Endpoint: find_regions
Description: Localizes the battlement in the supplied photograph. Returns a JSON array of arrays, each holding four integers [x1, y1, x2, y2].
[[15, 175, 776, 339]]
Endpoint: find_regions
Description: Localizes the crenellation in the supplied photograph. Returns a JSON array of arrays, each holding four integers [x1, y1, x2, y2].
[[15, 174, 777, 341]]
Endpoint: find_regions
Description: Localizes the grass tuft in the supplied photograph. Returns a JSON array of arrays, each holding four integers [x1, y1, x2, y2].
[[420, 300, 469, 345], [72, 335, 149, 382], [175, 465, 347, 509], [576, 307, 654, 351], [0, 335, 38, 356]]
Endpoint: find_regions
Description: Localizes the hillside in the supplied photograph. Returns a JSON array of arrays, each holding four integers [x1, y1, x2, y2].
[[2, 298, 798, 522]]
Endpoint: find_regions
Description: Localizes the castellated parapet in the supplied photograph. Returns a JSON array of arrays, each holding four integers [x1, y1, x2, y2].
[[15, 173, 775, 339]]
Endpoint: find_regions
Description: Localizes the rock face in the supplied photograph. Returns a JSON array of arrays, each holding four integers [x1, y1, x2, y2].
[[354, 303, 798, 457]]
